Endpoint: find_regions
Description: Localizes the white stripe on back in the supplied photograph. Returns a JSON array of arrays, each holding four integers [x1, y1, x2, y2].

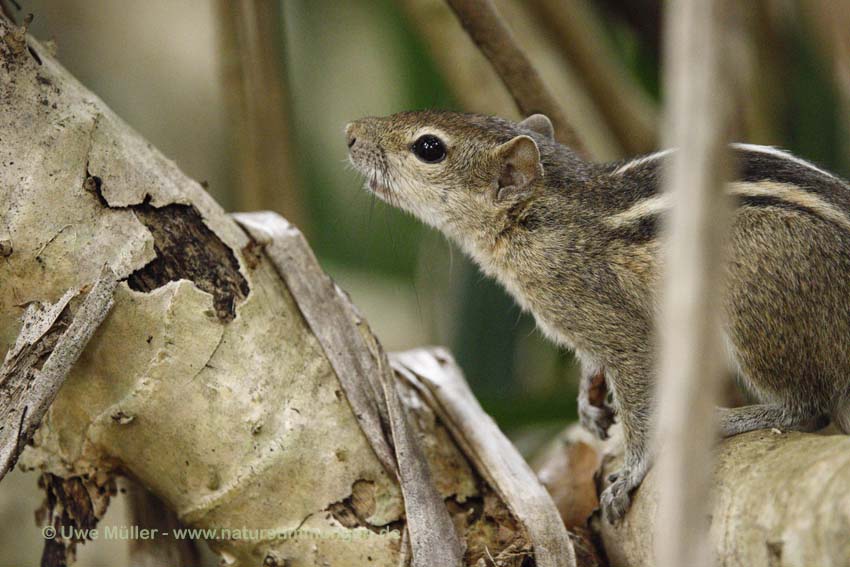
[[730, 143, 839, 182], [604, 180, 850, 232], [727, 181, 850, 232], [611, 143, 841, 184], [612, 149, 675, 176], [605, 194, 672, 228]]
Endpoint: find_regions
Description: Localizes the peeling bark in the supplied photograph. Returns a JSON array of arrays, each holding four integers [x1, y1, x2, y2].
[[394, 363, 535, 566], [392, 349, 577, 567], [127, 203, 249, 322], [0, 268, 117, 482], [0, 17, 569, 567], [82, 164, 249, 322]]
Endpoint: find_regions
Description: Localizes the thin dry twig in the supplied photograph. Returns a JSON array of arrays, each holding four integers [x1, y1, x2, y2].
[[398, 0, 519, 119], [526, 0, 658, 155], [445, 0, 588, 156]]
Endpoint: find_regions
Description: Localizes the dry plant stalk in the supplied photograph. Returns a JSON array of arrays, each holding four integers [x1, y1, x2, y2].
[[444, 0, 588, 156], [653, 1, 737, 566], [216, 0, 305, 228], [398, 0, 519, 119], [400, 0, 624, 160], [526, 0, 658, 155]]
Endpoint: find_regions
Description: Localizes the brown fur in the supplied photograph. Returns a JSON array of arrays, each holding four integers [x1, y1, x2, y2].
[[346, 110, 850, 523]]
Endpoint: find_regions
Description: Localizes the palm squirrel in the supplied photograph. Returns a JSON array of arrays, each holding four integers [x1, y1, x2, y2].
[[345, 110, 850, 522]]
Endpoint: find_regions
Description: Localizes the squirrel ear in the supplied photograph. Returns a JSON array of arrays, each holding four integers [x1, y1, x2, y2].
[[495, 135, 543, 200], [518, 114, 554, 140]]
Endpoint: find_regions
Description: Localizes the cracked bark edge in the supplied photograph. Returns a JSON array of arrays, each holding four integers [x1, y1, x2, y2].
[[0, 265, 117, 482], [391, 347, 578, 567], [374, 344, 466, 565], [231, 211, 464, 567], [82, 170, 249, 323]]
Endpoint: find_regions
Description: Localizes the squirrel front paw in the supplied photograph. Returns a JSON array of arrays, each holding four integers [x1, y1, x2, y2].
[[600, 469, 637, 523], [579, 399, 616, 440]]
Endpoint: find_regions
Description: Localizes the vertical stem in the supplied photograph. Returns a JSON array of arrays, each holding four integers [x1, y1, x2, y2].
[[799, 0, 850, 174], [526, 0, 659, 155], [655, 1, 739, 566], [444, 0, 588, 156], [216, 0, 305, 230], [741, 0, 787, 145], [398, 0, 519, 120]]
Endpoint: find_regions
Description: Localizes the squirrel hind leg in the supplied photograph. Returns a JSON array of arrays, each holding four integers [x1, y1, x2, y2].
[[717, 404, 828, 437]]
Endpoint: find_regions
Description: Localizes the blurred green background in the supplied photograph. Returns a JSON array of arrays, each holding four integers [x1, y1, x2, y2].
[[1, 0, 849, 564]]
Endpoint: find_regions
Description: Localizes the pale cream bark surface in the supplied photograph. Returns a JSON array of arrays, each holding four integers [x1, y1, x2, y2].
[[0, 17, 567, 567], [1, 28, 402, 565], [595, 428, 850, 567]]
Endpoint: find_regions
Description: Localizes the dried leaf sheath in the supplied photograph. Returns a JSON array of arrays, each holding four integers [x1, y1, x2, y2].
[[0, 267, 117, 482]]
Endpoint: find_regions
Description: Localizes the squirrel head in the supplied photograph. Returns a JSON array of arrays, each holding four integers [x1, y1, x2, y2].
[[345, 110, 555, 251]]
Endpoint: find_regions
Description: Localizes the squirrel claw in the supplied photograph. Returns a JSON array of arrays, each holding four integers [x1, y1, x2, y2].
[[600, 470, 635, 523]]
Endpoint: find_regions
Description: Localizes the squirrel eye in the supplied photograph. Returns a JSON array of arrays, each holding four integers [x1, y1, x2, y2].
[[411, 135, 447, 163]]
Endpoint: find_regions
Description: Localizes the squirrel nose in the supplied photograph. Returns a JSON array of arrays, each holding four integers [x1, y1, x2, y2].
[[345, 123, 358, 149]]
